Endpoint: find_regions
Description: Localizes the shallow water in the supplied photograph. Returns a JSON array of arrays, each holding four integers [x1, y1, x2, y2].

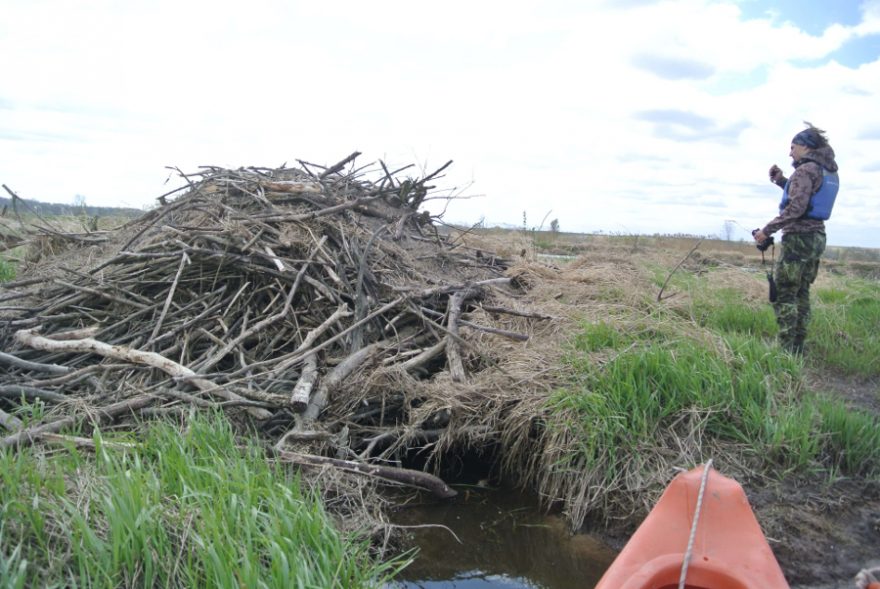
[[387, 486, 616, 589]]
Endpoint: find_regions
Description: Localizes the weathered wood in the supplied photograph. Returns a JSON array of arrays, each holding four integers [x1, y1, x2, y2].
[[148, 251, 189, 345], [445, 290, 469, 383], [290, 354, 318, 413], [40, 433, 137, 449], [0, 384, 67, 404], [45, 326, 101, 341], [13, 329, 272, 420], [480, 304, 555, 321], [319, 151, 362, 179], [0, 351, 72, 375], [275, 450, 457, 499], [402, 340, 447, 374], [0, 156, 517, 499], [420, 306, 529, 342], [302, 341, 385, 423], [260, 180, 322, 194], [0, 408, 23, 431], [1, 394, 155, 450]]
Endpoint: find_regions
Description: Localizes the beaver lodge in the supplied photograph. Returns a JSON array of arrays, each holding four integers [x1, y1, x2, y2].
[[0, 153, 598, 529]]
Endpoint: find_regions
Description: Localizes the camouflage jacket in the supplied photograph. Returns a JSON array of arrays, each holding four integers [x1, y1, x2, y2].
[[763, 145, 838, 236]]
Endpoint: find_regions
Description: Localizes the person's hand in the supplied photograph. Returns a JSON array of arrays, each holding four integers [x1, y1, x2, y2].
[[754, 230, 768, 243], [769, 164, 784, 183]]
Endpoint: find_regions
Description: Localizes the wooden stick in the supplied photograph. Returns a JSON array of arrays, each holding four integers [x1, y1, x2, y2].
[[40, 433, 137, 449], [275, 450, 456, 499], [45, 326, 101, 341], [294, 304, 351, 354], [445, 290, 469, 382], [260, 180, 322, 194], [419, 307, 529, 342], [13, 329, 272, 420], [148, 251, 189, 345], [657, 239, 702, 302], [0, 408, 23, 431], [1, 394, 155, 450], [480, 305, 555, 321], [401, 340, 446, 374], [0, 385, 67, 404], [302, 341, 384, 423], [0, 351, 72, 374], [263, 246, 286, 271], [290, 354, 318, 413], [319, 151, 362, 179], [53, 279, 150, 311]]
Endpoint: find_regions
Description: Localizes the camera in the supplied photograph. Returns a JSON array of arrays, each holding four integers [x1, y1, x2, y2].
[[751, 229, 774, 252]]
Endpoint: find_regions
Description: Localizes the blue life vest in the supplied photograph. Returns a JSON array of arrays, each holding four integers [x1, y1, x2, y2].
[[779, 168, 839, 220]]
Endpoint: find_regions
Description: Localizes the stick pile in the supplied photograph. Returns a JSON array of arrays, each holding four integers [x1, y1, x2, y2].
[[0, 154, 537, 497]]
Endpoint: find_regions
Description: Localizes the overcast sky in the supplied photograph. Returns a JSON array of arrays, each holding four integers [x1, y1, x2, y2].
[[2, 0, 879, 247]]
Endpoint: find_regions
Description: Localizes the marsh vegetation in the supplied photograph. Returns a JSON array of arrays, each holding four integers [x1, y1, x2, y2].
[[1, 196, 878, 587]]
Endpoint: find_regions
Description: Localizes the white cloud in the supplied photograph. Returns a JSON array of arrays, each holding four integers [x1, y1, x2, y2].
[[1, 0, 878, 246]]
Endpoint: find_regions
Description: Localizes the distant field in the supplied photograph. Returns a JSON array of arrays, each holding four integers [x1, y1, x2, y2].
[[454, 227, 880, 278]]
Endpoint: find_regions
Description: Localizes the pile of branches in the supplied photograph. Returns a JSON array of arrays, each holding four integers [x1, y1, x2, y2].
[[0, 153, 541, 497]]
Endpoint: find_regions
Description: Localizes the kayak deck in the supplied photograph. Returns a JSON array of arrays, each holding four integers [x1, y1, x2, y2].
[[594, 465, 789, 589]]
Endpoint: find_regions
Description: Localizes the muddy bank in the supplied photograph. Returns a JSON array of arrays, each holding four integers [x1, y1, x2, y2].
[[751, 476, 880, 588]]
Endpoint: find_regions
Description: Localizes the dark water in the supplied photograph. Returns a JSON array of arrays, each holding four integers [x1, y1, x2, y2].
[[387, 487, 617, 589]]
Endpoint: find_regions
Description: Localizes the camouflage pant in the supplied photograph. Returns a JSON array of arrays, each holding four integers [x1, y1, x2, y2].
[[772, 232, 826, 354]]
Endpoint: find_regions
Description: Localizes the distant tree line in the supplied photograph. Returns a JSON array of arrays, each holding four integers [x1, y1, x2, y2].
[[0, 196, 144, 219]]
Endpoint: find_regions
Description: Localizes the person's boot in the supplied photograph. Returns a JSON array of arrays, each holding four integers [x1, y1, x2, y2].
[[792, 334, 805, 356], [778, 333, 797, 355]]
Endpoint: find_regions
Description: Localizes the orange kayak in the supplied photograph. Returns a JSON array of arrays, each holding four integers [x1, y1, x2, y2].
[[595, 465, 789, 589]]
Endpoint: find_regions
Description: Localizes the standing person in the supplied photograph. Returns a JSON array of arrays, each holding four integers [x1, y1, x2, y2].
[[754, 123, 839, 355]]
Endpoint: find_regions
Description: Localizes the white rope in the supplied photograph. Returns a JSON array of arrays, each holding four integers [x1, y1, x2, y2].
[[678, 459, 714, 589]]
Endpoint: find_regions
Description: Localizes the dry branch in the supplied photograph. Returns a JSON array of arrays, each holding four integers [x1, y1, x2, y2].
[[290, 354, 318, 413], [275, 450, 457, 499], [1, 394, 156, 450], [0, 351, 71, 374], [0, 155, 521, 502], [13, 329, 272, 419]]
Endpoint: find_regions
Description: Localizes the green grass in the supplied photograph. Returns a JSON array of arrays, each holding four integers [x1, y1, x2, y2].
[[548, 269, 880, 514], [0, 413, 406, 588], [811, 279, 880, 377], [560, 328, 800, 462], [674, 270, 879, 377], [0, 258, 15, 282], [689, 286, 777, 336]]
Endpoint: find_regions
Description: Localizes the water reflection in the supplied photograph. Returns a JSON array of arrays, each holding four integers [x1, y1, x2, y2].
[[388, 487, 616, 589]]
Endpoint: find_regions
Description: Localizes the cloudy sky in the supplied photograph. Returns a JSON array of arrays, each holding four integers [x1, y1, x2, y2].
[[2, 0, 879, 246]]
